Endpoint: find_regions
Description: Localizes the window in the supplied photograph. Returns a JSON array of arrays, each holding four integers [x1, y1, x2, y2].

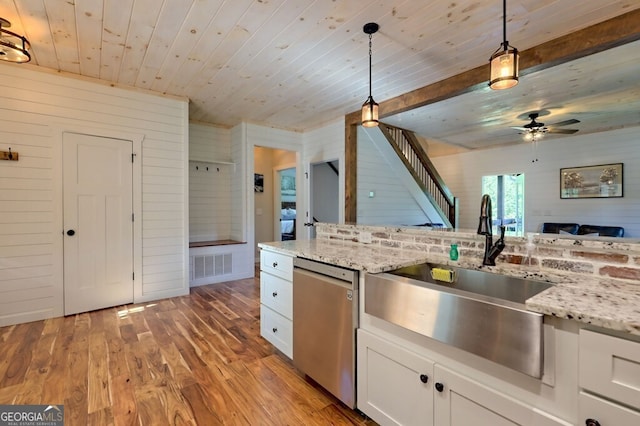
[[481, 174, 524, 236]]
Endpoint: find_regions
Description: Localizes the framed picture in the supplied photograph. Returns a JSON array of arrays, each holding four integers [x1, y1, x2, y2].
[[560, 163, 623, 199], [254, 173, 264, 193]]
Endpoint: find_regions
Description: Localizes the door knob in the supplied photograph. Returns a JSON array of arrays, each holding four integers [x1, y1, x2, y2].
[[66, 229, 75, 236]]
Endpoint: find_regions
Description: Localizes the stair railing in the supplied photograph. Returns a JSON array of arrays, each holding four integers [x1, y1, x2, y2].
[[379, 123, 456, 227]]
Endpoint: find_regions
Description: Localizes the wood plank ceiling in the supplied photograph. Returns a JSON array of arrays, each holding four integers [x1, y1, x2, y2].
[[0, 0, 638, 133]]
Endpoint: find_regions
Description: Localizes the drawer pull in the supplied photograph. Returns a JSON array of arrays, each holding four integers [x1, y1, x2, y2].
[[419, 374, 429, 384], [272, 291, 278, 297], [585, 420, 600, 426], [272, 261, 278, 268], [435, 382, 444, 392], [272, 327, 278, 333]]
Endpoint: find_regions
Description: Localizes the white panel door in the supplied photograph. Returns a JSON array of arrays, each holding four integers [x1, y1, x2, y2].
[[63, 133, 133, 315]]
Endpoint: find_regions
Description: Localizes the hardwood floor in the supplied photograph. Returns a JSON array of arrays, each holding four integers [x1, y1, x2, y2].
[[0, 273, 376, 425]]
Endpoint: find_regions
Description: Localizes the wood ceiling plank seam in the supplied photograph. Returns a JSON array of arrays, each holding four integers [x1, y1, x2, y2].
[[199, 25, 371, 117], [43, 0, 80, 74], [156, 0, 257, 96], [99, 0, 134, 82], [116, 0, 165, 87], [196, 0, 316, 92], [186, 0, 385, 112], [198, 0, 492, 121], [8, 0, 57, 69], [75, 0, 104, 79], [276, 3, 640, 128], [133, 0, 194, 90], [208, 1, 494, 120], [148, 0, 230, 94], [181, 0, 291, 94], [200, 1, 640, 128], [182, 2, 297, 92]]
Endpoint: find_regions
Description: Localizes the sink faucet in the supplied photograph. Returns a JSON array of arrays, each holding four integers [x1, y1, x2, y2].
[[477, 194, 506, 266]]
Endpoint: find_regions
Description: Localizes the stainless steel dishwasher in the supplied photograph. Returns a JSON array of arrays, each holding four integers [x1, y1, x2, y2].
[[292, 257, 359, 409]]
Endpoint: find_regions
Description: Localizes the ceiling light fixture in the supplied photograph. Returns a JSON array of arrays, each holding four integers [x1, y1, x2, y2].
[[522, 129, 545, 142], [0, 18, 31, 63], [489, 0, 518, 90], [361, 22, 379, 127]]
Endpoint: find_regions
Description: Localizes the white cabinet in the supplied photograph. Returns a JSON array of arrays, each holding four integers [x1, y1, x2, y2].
[[357, 329, 434, 426], [578, 329, 640, 425], [433, 365, 571, 426], [259, 248, 293, 358], [357, 329, 572, 426]]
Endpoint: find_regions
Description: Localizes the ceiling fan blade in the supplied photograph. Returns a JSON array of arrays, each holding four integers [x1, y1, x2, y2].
[[548, 128, 579, 134], [510, 126, 528, 131], [550, 119, 580, 127]]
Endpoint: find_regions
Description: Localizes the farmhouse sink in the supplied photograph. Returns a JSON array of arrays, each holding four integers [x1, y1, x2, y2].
[[388, 262, 553, 306], [365, 263, 553, 378]]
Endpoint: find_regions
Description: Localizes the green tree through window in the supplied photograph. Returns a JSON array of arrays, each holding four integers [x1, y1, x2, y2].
[[481, 174, 524, 236]]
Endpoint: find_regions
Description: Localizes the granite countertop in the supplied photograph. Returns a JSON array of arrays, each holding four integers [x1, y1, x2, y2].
[[259, 239, 640, 336]]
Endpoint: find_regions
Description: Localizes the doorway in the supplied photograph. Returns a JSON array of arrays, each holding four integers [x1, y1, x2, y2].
[[63, 132, 134, 315], [276, 167, 297, 241], [309, 160, 339, 238]]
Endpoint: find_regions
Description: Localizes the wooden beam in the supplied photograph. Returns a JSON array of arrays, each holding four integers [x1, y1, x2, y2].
[[345, 111, 359, 223], [344, 8, 640, 220]]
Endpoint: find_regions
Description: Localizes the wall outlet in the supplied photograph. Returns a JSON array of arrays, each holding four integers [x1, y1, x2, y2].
[[360, 231, 372, 244]]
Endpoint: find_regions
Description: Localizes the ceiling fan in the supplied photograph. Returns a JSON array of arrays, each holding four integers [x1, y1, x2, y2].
[[511, 113, 580, 141]]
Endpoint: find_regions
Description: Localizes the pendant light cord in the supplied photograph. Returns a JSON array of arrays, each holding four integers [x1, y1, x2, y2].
[[368, 33, 373, 98], [502, 0, 508, 50]]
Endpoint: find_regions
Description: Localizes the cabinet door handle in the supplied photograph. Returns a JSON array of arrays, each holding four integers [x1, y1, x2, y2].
[[585, 420, 601, 426], [272, 291, 278, 297], [272, 327, 278, 333], [419, 374, 429, 384], [435, 382, 444, 392], [272, 261, 278, 268]]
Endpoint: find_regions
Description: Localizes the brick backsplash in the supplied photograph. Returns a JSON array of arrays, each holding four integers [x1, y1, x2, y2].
[[316, 223, 640, 285]]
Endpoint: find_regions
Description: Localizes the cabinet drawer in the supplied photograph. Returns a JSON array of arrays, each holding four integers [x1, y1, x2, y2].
[[579, 329, 640, 409], [260, 271, 292, 319], [260, 249, 293, 280], [579, 391, 640, 426], [260, 305, 292, 359]]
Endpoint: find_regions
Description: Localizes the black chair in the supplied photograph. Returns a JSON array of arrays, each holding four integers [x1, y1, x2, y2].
[[577, 224, 624, 237], [541, 222, 579, 234]]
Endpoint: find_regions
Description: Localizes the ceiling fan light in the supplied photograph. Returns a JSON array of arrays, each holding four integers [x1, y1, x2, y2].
[[0, 18, 31, 63], [489, 47, 519, 90], [361, 96, 379, 127]]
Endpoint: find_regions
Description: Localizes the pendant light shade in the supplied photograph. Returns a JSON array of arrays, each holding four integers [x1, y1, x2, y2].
[[361, 23, 379, 127], [489, 0, 518, 90], [0, 18, 31, 63]]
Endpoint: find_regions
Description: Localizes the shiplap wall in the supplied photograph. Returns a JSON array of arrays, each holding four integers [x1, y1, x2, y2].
[[357, 126, 435, 226], [189, 123, 232, 241], [432, 127, 640, 237], [302, 118, 345, 227], [0, 63, 188, 326]]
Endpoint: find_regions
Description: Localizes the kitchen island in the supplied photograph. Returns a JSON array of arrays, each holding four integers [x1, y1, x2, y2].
[[259, 223, 640, 425], [258, 235, 640, 335]]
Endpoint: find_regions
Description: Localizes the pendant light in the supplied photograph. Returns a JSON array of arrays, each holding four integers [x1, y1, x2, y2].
[[489, 0, 518, 90], [0, 18, 31, 63], [361, 22, 379, 127]]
